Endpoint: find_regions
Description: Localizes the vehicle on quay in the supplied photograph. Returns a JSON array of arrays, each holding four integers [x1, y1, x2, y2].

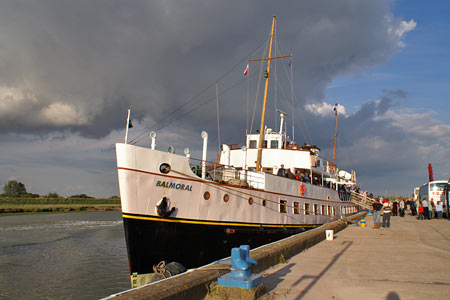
[[418, 180, 449, 217], [413, 187, 420, 200], [115, 17, 359, 287]]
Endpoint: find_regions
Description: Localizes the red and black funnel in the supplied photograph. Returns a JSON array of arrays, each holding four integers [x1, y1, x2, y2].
[[428, 163, 434, 182]]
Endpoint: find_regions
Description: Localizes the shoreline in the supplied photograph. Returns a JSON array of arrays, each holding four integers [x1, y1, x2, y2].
[[0, 204, 121, 215]]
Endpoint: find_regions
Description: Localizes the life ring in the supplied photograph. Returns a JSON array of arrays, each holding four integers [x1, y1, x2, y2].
[[299, 183, 306, 195]]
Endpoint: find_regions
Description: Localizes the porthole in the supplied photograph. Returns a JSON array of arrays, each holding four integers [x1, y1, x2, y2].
[[223, 194, 230, 202], [262, 199, 266, 207], [248, 197, 253, 205], [203, 191, 210, 200], [159, 163, 171, 174]]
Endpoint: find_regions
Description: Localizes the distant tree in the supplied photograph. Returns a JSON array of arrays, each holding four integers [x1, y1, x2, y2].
[[109, 195, 120, 199], [69, 194, 92, 198], [47, 192, 60, 198], [3, 180, 27, 197]]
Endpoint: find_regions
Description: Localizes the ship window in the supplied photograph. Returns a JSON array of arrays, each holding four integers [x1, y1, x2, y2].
[[203, 191, 210, 200], [248, 197, 253, 205], [270, 140, 279, 149], [262, 167, 273, 173], [280, 200, 287, 213], [262, 199, 266, 207], [159, 163, 171, 174], [314, 204, 319, 215], [249, 140, 257, 148], [248, 167, 256, 171], [262, 140, 268, 148], [328, 206, 332, 216], [293, 202, 300, 214], [223, 194, 229, 202], [322, 205, 326, 215], [304, 203, 310, 215], [333, 206, 337, 216]]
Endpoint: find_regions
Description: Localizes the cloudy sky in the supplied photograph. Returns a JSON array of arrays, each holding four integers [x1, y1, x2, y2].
[[1, 0, 449, 197]]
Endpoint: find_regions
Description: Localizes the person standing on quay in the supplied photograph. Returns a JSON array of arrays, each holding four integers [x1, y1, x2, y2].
[[435, 201, 443, 219], [422, 198, 430, 220], [372, 198, 383, 229], [392, 200, 398, 216], [430, 200, 435, 219], [399, 199, 405, 217], [410, 198, 417, 216], [418, 204, 424, 220], [382, 199, 392, 229]]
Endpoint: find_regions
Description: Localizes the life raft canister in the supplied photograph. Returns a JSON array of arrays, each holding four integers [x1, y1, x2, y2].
[[299, 183, 306, 195]]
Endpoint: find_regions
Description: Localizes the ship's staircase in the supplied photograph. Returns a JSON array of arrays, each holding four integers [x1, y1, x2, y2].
[[350, 191, 375, 210]]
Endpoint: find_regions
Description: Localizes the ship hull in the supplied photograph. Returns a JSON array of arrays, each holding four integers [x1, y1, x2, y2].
[[123, 213, 313, 273]]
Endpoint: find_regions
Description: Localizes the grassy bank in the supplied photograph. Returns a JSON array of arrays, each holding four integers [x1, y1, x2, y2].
[[0, 197, 121, 215]]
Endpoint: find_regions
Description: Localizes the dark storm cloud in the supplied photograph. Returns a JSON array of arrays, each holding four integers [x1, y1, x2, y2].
[[0, 0, 414, 138]]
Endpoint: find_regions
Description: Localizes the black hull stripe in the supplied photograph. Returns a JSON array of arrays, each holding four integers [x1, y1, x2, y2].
[[117, 166, 356, 205], [122, 213, 320, 228]]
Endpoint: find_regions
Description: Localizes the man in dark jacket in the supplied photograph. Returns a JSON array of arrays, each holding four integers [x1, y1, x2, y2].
[[372, 198, 383, 229], [277, 164, 286, 177]]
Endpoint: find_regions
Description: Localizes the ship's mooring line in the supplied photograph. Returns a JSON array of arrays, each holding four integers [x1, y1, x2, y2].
[[170, 168, 353, 221]]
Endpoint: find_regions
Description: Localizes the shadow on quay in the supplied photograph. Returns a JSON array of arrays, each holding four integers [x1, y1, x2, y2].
[[292, 240, 353, 300], [262, 263, 296, 292]]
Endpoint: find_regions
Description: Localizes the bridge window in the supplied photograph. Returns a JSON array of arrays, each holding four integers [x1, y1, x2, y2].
[[270, 140, 279, 149], [322, 205, 326, 215], [262, 167, 273, 173], [249, 140, 257, 148], [262, 140, 268, 148], [314, 204, 319, 215]]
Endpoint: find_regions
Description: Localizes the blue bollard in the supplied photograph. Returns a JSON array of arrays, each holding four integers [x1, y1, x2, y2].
[[217, 245, 263, 289]]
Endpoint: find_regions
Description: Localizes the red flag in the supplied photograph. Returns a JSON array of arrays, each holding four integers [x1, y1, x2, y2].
[[243, 64, 249, 76]]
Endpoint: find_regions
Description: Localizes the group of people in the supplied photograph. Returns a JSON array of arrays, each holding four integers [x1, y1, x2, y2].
[[276, 164, 334, 188], [372, 197, 446, 229], [371, 197, 392, 229], [417, 198, 444, 220]]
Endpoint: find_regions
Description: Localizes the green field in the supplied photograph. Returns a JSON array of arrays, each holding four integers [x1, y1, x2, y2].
[[0, 197, 121, 214]]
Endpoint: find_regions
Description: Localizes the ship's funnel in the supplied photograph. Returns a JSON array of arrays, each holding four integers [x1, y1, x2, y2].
[[428, 163, 434, 182]]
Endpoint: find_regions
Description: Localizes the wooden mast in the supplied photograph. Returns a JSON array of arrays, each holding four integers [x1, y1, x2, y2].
[[255, 16, 276, 172], [252, 17, 291, 172]]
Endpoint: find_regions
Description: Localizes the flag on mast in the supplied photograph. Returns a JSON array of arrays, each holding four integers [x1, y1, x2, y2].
[[243, 64, 249, 76]]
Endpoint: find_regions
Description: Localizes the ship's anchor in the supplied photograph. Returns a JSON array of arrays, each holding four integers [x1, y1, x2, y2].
[[155, 197, 176, 217]]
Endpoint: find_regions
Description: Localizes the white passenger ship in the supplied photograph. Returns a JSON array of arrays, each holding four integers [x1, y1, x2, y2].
[[115, 17, 358, 285]]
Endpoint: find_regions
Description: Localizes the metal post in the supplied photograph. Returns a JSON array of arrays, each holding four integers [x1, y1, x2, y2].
[[150, 131, 156, 150], [124, 109, 131, 144], [201, 131, 208, 180]]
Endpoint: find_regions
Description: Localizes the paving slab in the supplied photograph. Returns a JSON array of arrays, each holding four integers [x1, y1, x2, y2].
[[259, 215, 450, 300]]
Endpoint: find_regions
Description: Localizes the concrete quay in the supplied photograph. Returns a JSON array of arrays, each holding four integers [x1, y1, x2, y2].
[[259, 214, 450, 300]]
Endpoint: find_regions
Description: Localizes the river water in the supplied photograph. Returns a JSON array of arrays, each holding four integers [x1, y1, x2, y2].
[[0, 211, 130, 299]]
